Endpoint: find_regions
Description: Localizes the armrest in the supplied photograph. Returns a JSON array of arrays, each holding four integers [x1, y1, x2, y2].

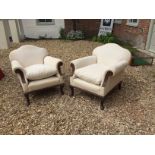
[[109, 60, 128, 76], [11, 60, 27, 84], [11, 60, 25, 74], [101, 61, 128, 86], [44, 56, 63, 75], [70, 56, 97, 74]]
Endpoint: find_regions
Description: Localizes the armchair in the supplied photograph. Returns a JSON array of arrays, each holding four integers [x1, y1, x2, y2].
[[70, 43, 131, 110], [9, 45, 64, 106]]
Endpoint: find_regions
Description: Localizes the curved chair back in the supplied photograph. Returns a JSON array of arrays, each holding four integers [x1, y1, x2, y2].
[[9, 45, 48, 67], [93, 43, 131, 65]]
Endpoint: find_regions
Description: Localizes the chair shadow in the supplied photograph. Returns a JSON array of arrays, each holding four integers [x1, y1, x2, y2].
[[25, 72, 146, 108], [30, 86, 61, 105], [106, 73, 146, 108], [71, 73, 146, 108]]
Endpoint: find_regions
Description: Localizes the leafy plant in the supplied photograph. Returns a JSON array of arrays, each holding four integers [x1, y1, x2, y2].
[[117, 40, 139, 55], [123, 45, 139, 55], [92, 33, 140, 55], [59, 28, 66, 39], [92, 33, 119, 44], [92, 36, 97, 42], [66, 30, 84, 40]]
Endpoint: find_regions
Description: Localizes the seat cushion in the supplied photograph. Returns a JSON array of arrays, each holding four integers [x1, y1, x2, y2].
[[75, 64, 109, 85], [25, 64, 57, 80]]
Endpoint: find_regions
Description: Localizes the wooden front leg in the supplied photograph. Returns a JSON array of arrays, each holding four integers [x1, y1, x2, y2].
[[118, 81, 122, 90], [24, 93, 30, 106], [70, 86, 74, 96], [100, 97, 105, 110], [60, 84, 64, 95]]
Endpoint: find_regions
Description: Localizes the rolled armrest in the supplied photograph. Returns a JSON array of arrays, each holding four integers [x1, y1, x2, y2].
[[11, 60, 27, 84], [11, 60, 25, 74], [70, 56, 97, 74], [44, 56, 63, 75], [109, 60, 128, 76], [101, 61, 128, 86]]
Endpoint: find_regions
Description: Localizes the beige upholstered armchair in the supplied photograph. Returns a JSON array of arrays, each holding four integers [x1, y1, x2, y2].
[[70, 43, 131, 110], [9, 45, 64, 106]]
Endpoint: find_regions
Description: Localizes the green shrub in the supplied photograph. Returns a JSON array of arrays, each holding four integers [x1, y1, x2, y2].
[[92, 33, 139, 55], [59, 28, 66, 39], [92, 36, 97, 42], [92, 33, 119, 44], [107, 36, 115, 43], [66, 30, 84, 40], [123, 45, 139, 55], [97, 35, 104, 42]]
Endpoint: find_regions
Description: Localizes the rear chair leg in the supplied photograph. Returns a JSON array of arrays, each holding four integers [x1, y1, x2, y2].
[[100, 97, 105, 110], [24, 93, 30, 106], [60, 84, 64, 95], [70, 86, 74, 96], [118, 81, 122, 90]]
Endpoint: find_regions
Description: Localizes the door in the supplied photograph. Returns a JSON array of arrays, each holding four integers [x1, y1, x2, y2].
[[149, 22, 155, 52]]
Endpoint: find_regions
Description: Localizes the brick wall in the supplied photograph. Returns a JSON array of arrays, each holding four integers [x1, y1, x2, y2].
[[65, 19, 151, 49], [112, 19, 151, 49], [65, 19, 100, 37]]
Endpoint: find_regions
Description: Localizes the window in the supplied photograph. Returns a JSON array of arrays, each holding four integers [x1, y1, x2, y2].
[[102, 19, 112, 26], [127, 19, 139, 27], [37, 19, 55, 25], [114, 19, 122, 24]]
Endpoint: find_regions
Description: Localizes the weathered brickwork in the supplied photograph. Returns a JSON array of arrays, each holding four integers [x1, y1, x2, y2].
[[112, 19, 150, 49], [65, 19, 151, 49], [65, 19, 100, 37]]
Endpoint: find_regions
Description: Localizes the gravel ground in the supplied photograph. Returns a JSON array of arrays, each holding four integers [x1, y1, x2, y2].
[[0, 40, 155, 135]]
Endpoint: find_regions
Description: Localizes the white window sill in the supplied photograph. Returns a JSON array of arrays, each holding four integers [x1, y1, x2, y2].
[[36, 20, 55, 26], [37, 22, 55, 26], [114, 22, 122, 24], [126, 23, 139, 27]]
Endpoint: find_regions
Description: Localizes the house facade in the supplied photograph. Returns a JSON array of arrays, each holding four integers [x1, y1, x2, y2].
[[21, 19, 64, 39], [0, 19, 64, 49], [113, 19, 150, 49], [0, 19, 155, 53], [114, 19, 155, 52], [65, 19, 101, 37], [65, 19, 155, 53]]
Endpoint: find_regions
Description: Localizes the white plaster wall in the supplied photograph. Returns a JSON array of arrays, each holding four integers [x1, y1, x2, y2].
[[149, 24, 155, 52], [21, 19, 64, 39], [9, 20, 20, 43], [0, 20, 11, 49]]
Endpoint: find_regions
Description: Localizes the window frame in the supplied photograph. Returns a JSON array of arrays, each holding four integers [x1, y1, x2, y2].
[[36, 19, 55, 25], [114, 19, 122, 24], [127, 19, 139, 27]]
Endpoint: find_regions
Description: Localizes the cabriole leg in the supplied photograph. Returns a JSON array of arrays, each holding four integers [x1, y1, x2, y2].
[[118, 81, 122, 90], [100, 97, 105, 110], [60, 84, 64, 95], [70, 86, 74, 96], [24, 93, 30, 106]]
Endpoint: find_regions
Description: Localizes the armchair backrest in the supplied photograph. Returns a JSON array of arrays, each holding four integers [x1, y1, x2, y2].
[[92, 43, 131, 65], [9, 45, 48, 67]]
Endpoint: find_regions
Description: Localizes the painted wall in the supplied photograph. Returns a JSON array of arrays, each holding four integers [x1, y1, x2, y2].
[[8, 20, 20, 43], [0, 20, 11, 49], [22, 19, 64, 39]]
